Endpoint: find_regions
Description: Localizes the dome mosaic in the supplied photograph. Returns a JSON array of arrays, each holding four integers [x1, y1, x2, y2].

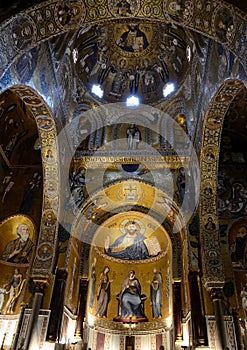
[[73, 21, 191, 104]]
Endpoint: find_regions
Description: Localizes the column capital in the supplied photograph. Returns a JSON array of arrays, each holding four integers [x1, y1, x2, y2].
[[33, 280, 48, 293], [55, 268, 68, 280], [210, 288, 224, 301]]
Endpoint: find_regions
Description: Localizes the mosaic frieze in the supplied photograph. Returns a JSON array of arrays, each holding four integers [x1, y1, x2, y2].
[[9, 14, 37, 51], [8, 86, 60, 280], [108, 0, 141, 18], [164, 0, 194, 24], [212, 5, 236, 44], [200, 79, 245, 287], [85, 227, 173, 329], [0, 0, 247, 80]]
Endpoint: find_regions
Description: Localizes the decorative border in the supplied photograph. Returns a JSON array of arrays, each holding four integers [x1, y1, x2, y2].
[[200, 79, 245, 288], [9, 85, 60, 281], [15, 309, 50, 350], [86, 317, 170, 335], [93, 246, 168, 264], [0, 0, 246, 79], [206, 315, 237, 349]]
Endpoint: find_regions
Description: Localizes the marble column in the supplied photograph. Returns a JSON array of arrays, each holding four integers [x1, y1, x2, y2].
[[173, 282, 183, 341], [210, 288, 227, 350], [24, 281, 46, 350], [188, 271, 207, 346], [232, 308, 243, 350], [75, 278, 88, 338], [11, 305, 26, 350], [47, 269, 68, 342]]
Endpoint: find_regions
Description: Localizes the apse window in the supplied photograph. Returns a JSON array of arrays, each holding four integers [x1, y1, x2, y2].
[[91, 84, 104, 98], [126, 95, 140, 107], [163, 83, 175, 97]]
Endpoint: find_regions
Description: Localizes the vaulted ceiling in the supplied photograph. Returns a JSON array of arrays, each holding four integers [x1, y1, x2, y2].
[[1, 0, 247, 24], [0, 0, 246, 295], [0, 0, 247, 158]]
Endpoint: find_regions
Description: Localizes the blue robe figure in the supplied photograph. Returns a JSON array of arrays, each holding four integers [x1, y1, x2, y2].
[[150, 268, 163, 318], [120, 270, 146, 320], [104, 221, 150, 260]]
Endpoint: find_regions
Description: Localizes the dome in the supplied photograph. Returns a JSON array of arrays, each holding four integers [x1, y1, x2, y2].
[[74, 21, 191, 104]]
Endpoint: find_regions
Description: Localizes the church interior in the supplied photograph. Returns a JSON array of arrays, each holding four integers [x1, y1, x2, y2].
[[0, 0, 247, 349]]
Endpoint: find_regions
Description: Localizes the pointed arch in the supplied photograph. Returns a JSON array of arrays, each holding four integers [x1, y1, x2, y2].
[[200, 79, 246, 288], [70, 179, 187, 281], [0, 85, 60, 281]]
